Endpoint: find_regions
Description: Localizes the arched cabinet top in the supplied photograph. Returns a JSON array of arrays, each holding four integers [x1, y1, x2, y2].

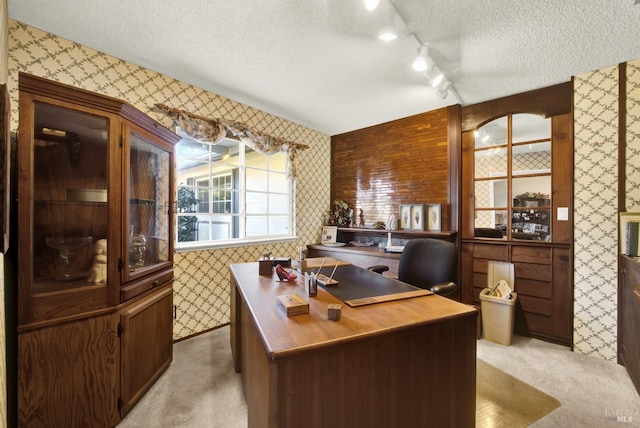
[[461, 81, 572, 132]]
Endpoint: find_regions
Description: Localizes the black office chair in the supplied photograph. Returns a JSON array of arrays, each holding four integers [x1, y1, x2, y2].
[[369, 238, 458, 297]]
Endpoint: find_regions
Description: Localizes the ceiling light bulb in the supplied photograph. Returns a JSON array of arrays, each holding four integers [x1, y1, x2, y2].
[[412, 46, 429, 72], [430, 70, 444, 88], [379, 27, 397, 42], [364, 0, 380, 11]]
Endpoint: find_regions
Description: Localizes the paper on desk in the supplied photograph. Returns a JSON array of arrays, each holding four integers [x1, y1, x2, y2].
[[489, 279, 513, 299]]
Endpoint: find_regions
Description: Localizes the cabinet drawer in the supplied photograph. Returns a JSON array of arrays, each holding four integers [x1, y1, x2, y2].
[[121, 269, 173, 302], [512, 246, 551, 264], [514, 261, 552, 282], [473, 244, 507, 260]]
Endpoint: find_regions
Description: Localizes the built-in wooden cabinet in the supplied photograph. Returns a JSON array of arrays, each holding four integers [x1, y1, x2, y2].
[[16, 73, 179, 426], [620, 255, 640, 395], [461, 241, 572, 344], [460, 83, 574, 345]]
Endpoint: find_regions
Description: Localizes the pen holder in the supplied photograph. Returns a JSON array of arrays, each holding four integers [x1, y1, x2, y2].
[[259, 260, 273, 276], [316, 273, 338, 287], [296, 259, 307, 273]]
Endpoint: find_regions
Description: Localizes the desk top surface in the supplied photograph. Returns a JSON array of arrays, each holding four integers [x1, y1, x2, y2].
[[231, 260, 477, 360]]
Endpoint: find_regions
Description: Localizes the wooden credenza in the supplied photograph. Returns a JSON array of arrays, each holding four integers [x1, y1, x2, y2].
[[307, 228, 457, 279], [620, 255, 640, 395], [230, 261, 477, 428]]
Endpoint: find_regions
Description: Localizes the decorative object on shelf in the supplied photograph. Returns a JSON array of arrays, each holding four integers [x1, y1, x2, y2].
[[327, 200, 351, 227], [399, 204, 411, 229], [87, 239, 107, 283], [386, 232, 393, 248], [385, 214, 397, 230], [130, 233, 147, 268], [427, 204, 442, 232], [154, 103, 309, 179], [513, 193, 551, 208], [358, 208, 365, 227], [321, 225, 338, 245], [411, 204, 424, 230], [45, 235, 94, 280]]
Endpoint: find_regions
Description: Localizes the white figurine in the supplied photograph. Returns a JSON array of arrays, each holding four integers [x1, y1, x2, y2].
[[87, 239, 107, 283]]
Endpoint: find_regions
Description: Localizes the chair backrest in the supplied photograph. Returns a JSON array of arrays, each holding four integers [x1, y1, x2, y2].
[[398, 238, 457, 290]]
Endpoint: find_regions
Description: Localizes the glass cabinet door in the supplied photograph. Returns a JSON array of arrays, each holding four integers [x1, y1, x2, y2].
[[33, 101, 109, 288], [472, 113, 551, 240], [124, 125, 172, 283], [18, 98, 113, 324]]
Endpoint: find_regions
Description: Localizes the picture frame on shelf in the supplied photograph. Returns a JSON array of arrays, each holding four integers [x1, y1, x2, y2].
[[427, 204, 442, 232], [411, 204, 424, 231], [321, 225, 338, 245], [399, 204, 412, 229]]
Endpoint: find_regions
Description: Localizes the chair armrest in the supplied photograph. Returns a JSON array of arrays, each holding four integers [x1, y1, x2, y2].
[[430, 281, 457, 297], [368, 265, 390, 274]]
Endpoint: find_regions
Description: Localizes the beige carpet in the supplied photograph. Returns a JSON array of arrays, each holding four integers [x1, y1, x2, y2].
[[119, 327, 561, 427], [476, 359, 560, 427]]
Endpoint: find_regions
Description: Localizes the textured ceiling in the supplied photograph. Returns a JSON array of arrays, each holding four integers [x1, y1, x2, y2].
[[8, 0, 640, 135]]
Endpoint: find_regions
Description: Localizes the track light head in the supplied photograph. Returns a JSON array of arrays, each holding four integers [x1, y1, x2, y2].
[[412, 46, 430, 72], [429, 67, 445, 88]]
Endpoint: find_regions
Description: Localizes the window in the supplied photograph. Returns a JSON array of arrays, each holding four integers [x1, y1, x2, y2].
[[473, 113, 551, 241], [175, 132, 294, 249]]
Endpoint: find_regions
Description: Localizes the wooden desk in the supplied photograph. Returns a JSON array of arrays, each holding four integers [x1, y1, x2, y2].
[[230, 262, 477, 428]]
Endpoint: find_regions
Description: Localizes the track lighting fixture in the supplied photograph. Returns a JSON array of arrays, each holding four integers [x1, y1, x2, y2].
[[412, 46, 430, 72], [363, 0, 460, 101], [364, 0, 380, 11]]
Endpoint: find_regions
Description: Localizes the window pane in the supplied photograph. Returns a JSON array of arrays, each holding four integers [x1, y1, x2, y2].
[[270, 152, 287, 172], [475, 148, 507, 179], [246, 216, 268, 236], [246, 149, 267, 169], [246, 192, 267, 214], [246, 169, 268, 191], [512, 114, 550, 143], [512, 177, 551, 206], [513, 142, 551, 175], [475, 116, 507, 149], [269, 216, 289, 235], [269, 171, 289, 194], [269, 193, 289, 215], [476, 180, 507, 209], [474, 210, 507, 233]]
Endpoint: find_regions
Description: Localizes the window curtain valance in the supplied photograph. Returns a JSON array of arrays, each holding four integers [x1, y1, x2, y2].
[[154, 103, 309, 179]]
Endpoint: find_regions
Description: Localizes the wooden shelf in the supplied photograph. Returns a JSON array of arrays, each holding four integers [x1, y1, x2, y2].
[[337, 227, 456, 239], [307, 244, 400, 260]]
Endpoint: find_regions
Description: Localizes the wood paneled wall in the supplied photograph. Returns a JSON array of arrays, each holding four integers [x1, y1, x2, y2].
[[331, 107, 454, 229]]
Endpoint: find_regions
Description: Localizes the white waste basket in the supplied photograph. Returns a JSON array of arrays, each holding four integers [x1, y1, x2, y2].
[[479, 288, 517, 346]]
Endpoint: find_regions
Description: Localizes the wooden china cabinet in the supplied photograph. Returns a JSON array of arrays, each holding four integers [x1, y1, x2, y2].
[[16, 73, 179, 427]]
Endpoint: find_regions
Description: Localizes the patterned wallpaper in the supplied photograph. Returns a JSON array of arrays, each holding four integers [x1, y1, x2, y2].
[[573, 65, 619, 360], [626, 59, 640, 210], [6, 20, 331, 340]]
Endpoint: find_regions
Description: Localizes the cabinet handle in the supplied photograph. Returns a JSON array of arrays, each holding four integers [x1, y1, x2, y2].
[[152, 280, 159, 287]]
